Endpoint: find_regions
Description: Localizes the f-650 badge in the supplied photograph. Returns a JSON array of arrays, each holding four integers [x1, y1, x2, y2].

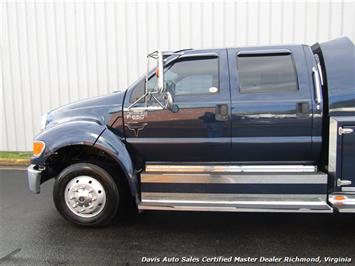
[[126, 110, 147, 120]]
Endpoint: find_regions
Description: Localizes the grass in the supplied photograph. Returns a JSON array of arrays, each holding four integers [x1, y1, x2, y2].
[[0, 151, 32, 160]]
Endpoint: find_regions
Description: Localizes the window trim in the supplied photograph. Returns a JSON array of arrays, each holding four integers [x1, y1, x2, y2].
[[236, 52, 299, 94], [237, 49, 292, 57]]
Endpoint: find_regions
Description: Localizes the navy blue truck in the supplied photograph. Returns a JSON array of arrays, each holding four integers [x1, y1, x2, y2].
[[28, 37, 355, 227]]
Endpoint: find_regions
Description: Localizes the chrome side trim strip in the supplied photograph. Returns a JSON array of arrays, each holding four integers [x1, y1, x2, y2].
[[127, 137, 310, 144], [231, 136, 310, 143], [145, 164, 317, 173], [141, 192, 327, 202], [141, 173, 327, 184], [142, 199, 328, 207], [127, 138, 230, 144]]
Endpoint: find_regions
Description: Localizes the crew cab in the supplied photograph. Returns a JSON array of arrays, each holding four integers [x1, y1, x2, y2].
[[28, 37, 355, 227]]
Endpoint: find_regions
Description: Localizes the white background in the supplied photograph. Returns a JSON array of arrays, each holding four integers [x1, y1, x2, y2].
[[1, 0, 355, 151]]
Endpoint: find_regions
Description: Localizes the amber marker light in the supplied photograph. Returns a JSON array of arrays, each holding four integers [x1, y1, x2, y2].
[[33, 141, 45, 157], [334, 195, 346, 201], [155, 67, 160, 77]]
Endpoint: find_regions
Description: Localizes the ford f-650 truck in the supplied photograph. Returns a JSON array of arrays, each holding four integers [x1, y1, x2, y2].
[[28, 37, 355, 227]]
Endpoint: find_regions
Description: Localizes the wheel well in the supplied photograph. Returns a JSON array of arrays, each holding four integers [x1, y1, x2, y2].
[[44, 145, 132, 196]]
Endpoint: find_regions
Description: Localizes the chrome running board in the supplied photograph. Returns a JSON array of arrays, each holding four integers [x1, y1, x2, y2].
[[138, 205, 333, 213], [141, 172, 327, 184], [138, 194, 333, 213], [139, 163, 331, 213]]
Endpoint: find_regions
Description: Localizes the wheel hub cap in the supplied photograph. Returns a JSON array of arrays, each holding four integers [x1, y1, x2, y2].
[[64, 176, 106, 218]]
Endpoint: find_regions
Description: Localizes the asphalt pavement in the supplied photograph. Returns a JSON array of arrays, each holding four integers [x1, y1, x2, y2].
[[1, 168, 355, 265]]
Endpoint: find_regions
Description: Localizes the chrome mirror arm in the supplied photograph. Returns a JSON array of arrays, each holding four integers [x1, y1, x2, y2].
[[127, 93, 147, 109], [127, 91, 166, 110], [149, 93, 166, 108]]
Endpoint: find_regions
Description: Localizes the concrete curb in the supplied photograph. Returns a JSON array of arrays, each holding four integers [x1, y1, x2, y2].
[[0, 158, 30, 166]]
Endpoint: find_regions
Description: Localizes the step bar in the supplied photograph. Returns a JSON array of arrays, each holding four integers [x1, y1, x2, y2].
[[141, 172, 328, 184], [138, 205, 333, 213], [139, 164, 332, 213], [139, 193, 333, 213]]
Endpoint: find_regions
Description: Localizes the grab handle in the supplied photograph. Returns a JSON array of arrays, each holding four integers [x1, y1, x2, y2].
[[312, 67, 322, 110]]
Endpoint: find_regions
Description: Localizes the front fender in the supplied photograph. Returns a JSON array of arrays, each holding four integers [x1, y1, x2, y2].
[[31, 120, 138, 200], [31, 120, 106, 165]]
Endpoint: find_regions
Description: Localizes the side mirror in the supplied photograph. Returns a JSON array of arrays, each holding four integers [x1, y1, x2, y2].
[[165, 92, 179, 113]]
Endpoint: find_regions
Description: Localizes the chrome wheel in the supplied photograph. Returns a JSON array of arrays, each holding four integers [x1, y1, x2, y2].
[[64, 176, 106, 218]]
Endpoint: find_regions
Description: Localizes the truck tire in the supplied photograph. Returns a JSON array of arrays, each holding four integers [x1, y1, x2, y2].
[[53, 163, 120, 227]]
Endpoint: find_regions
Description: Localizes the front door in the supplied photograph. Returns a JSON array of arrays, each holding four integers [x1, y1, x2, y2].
[[124, 49, 231, 162]]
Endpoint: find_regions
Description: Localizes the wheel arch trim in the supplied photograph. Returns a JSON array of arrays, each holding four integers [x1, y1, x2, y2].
[[94, 128, 138, 199]]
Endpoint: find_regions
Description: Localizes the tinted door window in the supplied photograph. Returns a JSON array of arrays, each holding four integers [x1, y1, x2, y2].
[[165, 57, 219, 96], [237, 54, 298, 94], [129, 57, 219, 102]]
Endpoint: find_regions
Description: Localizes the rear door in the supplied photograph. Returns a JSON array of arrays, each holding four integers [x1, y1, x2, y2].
[[228, 46, 315, 163]]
